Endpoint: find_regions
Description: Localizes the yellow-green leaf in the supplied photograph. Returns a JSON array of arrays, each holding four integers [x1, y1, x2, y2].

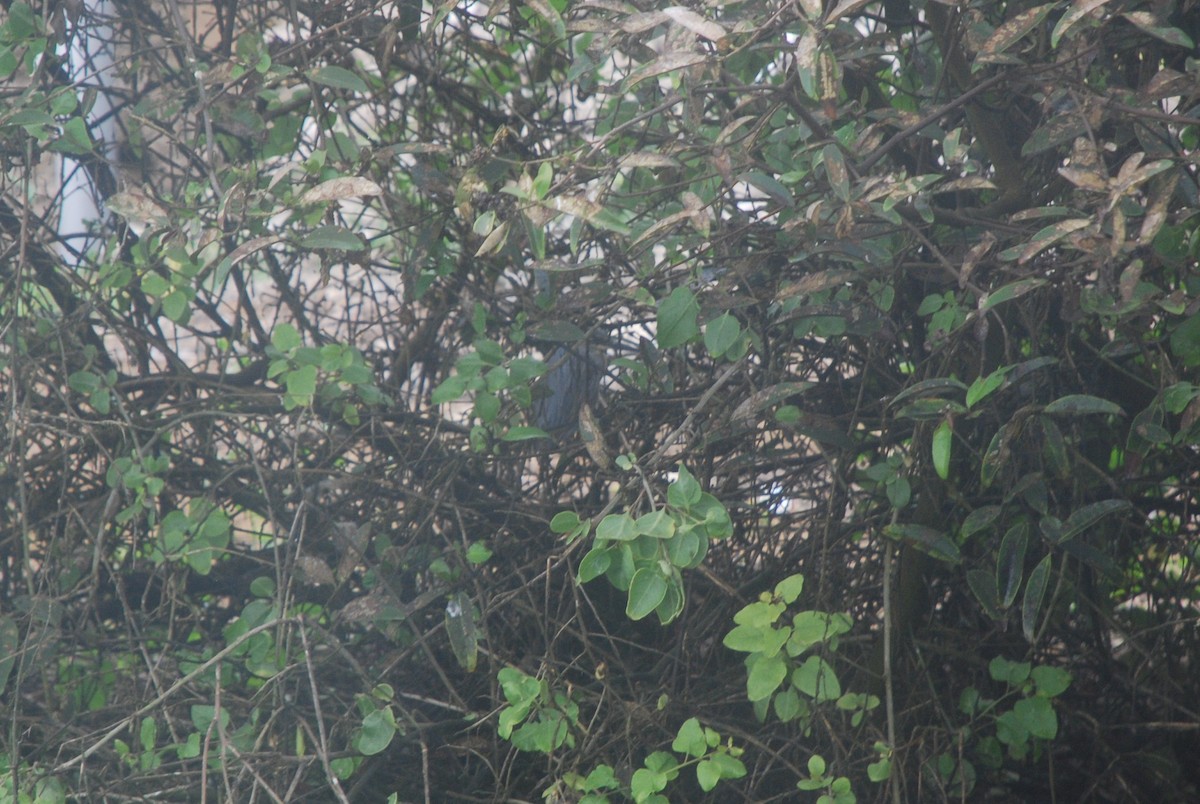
[[932, 419, 953, 480]]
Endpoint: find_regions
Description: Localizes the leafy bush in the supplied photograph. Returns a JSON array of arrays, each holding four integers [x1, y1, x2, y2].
[[2, 0, 1199, 800]]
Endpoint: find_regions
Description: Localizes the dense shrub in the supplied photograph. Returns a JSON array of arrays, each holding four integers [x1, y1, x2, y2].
[[2, 1, 1198, 800]]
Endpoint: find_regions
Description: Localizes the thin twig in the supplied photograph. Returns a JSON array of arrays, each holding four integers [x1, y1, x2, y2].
[[299, 621, 352, 804], [646, 355, 747, 470], [54, 618, 294, 773], [883, 537, 901, 804]]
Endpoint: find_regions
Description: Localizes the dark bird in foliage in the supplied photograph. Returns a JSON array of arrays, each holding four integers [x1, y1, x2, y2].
[[532, 344, 606, 437]]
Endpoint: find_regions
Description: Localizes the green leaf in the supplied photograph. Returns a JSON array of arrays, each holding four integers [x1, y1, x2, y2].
[[792, 656, 841, 701], [51, 116, 94, 154], [880, 174, 945, 211], [961, 505, 1002, 541], [707, 752, 747, 782], [1163, 382, 1200, 414], [989, 656, 1031, 685], [293, 346, 322, 367], [974, 4, 1058, 69], [162, 289, 190, 323], [1122, 11, 1195, 49], [997, 521, 1030, 609], [473, 209, 496, 236], [890, 377, 968, 408], [959, 687, 980, 716], [531, 161, 553, 199], [1043, 394, 1124, 416], [967, 569, 1002, 619], [630, 765, 669, 801], [980, 278, 1049, 312], [895, 398, 967, 420], [774, 573, 805, 604], [309, 65, 369, 93], [529, 320, 586, 342], [1039, 515, 1064, 543], [656, 286, 700, 349], [1051, 0, 1112, 48], [4, 2, 37, 38], [1060, 499, 1131, 542], [525, 0, 567, 40], [966, 366, 1013, 409], [1170, 316, 1200, 366], [671, 717, 707, 758], [916, 292, 947, 316], [693, 492, 732, 538], [665, 527, 702, 567], [191, 704, 231, 733], [140, 272, 170, 297], [635, 510, 676, 539], [737, 171, 794, 208], [475, 338, 504, 366], [177, 732, 201, 759], [626, 568, 668, 620], [431, 375, 466, 404], [355, 707, 397, 755], [885, 475, 911, 509], [667, 465, 703, 508], [788, 611, 846, 655], [298, 225, 366, 251], [745, 623, 791, 658], [1018, 111, 1089, 159], [90, 387, 111, 414], [1039, 416, 1070, 478], [696, 760, 721, 792], [597, 513, 637, 542], [470, 391, 494, 422], [578, 545, 611, 582], [884, 523, 961, 564], [821, 144, 850, 201], [445, 591, 479, 672], [498, 666, 539, 706], [605, 544, 635, 591], [773, 687, 803, 721], [139, 716, 157, 753], [68, 370, 100, 394], [501, 426, 551, 441], [655, 574, 685, 624], [546, 194, 631, 235], [1031, 665, 1071, 697], [704, 313, 741, 358], [1014, 218, 1092, 261], [550, 511, 580, 533], [271, 323, 301, 352], [746, 653, 788, 701], [585, 764, 619, 790], [198, 509, 230, 545], [980, 423, 1013, 489], [1022, 554, 1051, 643], [286, 364, 318, 400], [932, 419, 953, 480], [1013, 696, 1058, 739], [723, 623, 771, 653]]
